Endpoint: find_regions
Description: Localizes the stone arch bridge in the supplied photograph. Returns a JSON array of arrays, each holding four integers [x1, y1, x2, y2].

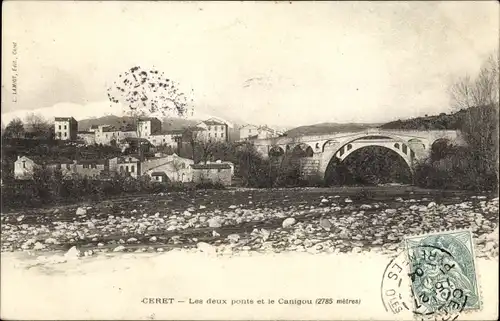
[[250, 129, 463, 181]]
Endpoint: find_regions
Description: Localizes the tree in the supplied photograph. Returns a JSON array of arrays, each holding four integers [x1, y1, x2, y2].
[[24, 113, 52, 139], [107, 66, 194, 161], [450, 52, 499, 110], [3, 118, 25, 139], [449, 52, 499, 179]]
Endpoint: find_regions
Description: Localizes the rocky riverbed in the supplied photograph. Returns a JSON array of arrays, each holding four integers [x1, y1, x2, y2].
[[1, 188, 498, 261]]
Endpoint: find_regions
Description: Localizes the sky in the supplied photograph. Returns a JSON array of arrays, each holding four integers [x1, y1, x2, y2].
[[1, 1, 499, 128]]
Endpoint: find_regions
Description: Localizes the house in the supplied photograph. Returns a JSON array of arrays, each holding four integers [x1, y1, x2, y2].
[[214, 160, 235, 175], [239, 124, 260, 141], [137, 117, 162, 137], [239, 124, 281, 140], [95, 125, 137, 145], [14, 156, 39, 180], [150, 171, 169, 183], [54, 117, 78, 141], [77, 131, 96, 145], [108, 156, 140, 178], [72, 159, 107, 178], [118, 137, 154, 155], [14, 156, 75, 180], [146, 129, 186, 147], [14, 155, 110, 180], [191, 163, 232, 186], [142, 153, 193, 182], [195, 118, 228, 142]]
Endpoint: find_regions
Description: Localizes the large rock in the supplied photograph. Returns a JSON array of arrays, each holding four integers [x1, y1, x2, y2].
[[65, 246, 81, 260], [45, 238, 60, 245], [282, 218, 296, 228], [75, 207, 87, 215], [260, 229, 271, 241], [319, 218, 332, 231], [113, 245, 126, 252], [33, 242, 46, 250], [197, 242, 216, 255], [208, 217, 222, 228], [227, 234, 240, 243]]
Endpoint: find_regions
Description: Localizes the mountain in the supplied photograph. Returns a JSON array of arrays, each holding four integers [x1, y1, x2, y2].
[[380, 111, 465, 130], [284, 122, 381, 137]]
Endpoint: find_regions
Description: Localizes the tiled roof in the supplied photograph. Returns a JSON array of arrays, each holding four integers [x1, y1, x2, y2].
[[18, 156, 75, 165], [240, 124, 259, 129], [78, 131, 94, 134], [203, 120, 226, 126], [191, 163, 231, 170], [151, 171, 168, 176], [78, 159, 106, 165], [55, 117, 77, 122], [114, 156, 139, 162]]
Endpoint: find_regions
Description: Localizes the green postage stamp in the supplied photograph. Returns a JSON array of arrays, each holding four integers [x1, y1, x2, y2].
[[404, 230, 481, 319]]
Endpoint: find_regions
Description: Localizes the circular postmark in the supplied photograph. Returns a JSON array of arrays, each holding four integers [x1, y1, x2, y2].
[[382, 242, 473, 321], [381, 250, 413, 315]]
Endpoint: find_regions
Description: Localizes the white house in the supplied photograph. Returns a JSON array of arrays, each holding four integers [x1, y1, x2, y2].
[[54, 117, 78, 141], [108, 156, 140, 178], [239, 124, 281, 140], [142, 153, 193, 182], [195, 119, 228, 142], [137, 117, 162, 137], [14, 156, 38, 180]]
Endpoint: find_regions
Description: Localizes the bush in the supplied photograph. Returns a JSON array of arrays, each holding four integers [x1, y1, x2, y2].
[[415, 144, 497, 191]]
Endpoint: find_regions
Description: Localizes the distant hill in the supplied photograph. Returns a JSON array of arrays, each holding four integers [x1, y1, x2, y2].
[[378, 107, 489, 130], [283, 107, 492, 136], [284, 123, 381, 137]]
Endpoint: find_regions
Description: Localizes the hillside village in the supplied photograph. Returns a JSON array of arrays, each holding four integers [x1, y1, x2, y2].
[[8, 116, 284, 186]]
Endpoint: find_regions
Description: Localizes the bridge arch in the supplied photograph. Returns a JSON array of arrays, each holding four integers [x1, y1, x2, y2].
[[269, 145, 285, 157], [291, 143, 314, 158], [322, 134, 418, 181]]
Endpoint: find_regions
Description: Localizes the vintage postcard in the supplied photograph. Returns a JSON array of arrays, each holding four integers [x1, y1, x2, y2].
[[1, 1, 498, 320]]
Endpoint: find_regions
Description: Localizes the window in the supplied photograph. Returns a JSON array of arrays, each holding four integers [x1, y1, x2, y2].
[[220, 126, 223, 131], [208, 126, 211, 131], [126, 166, 129, 172], [22, 161, 26, 169], [208, 133, 211, 137], [66, 164, 70, 170], [91, 164, 97, 169], [221, 133, 224, 138], [58, 125, 61, 130], [131, 165, 135, 173], [215, 126, 218, 131], [218, 169, 221, 173], [83, 164, 89, 169], [64, 125, 67, 130], [215, 133, 218, 138], [120, 166, 124, 172], [64, 132, 67, 137]]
